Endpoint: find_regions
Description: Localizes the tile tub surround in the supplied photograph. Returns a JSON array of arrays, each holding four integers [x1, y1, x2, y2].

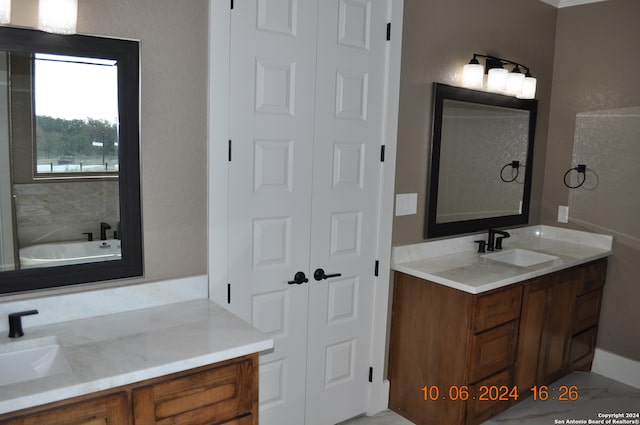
[[13, 181, 119, 246], [392, 225, 613, 294], [0, 299, 273, 415]]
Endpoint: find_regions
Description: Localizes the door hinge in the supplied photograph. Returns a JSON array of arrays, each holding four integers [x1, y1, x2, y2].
[[368, 367, 373, 382], [380, 145, 386, 162], [374, 260, 379, 277], [227, 283, 231, 304], [228, 140, 232, 162], [230, 0, 234, 10], [386, 23, 391, 41]]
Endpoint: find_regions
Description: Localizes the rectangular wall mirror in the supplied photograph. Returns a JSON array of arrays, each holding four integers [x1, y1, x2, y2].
[[425, 83, 537, 238], [0, 26, 142, 295]]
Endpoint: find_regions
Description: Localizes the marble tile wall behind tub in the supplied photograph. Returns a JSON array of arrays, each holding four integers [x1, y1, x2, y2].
[[14, 180, 119, 247]]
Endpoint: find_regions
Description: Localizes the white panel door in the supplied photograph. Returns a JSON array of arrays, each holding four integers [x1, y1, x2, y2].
[[228, 0, 389, 424], [228, 0, 318, 423], [305, 0, 387, 423]]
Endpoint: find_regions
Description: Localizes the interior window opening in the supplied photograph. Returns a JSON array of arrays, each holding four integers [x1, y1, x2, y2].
[[34, 53, 119, 176]]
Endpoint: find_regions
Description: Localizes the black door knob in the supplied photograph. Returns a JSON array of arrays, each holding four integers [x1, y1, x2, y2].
[[287, 271, 309, 285], [313, 268, 342, 281]]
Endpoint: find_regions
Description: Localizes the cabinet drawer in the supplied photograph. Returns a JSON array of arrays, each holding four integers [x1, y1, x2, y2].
[[472, 286, 522, 334], [577, 259, 606, 295], [572, 289, 603, 334], [570, 327, 598, 370], [0, 393, 130, 425], [133, 358, 255, 425], [220, 414, 254, 425], [468, 321, 518, 383], [466, 368, 513, 425]]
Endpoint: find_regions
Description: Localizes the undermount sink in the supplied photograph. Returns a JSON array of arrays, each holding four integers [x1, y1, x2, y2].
[[0, 336, 72, 386], [482, 248, 559, 267]]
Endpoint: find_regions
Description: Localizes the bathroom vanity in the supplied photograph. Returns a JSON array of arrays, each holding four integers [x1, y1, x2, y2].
[[388, 226, 612, 425], [0, 300, 273, 425]]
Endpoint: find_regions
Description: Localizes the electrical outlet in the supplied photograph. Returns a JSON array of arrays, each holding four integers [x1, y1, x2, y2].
[[558, 205, 569, 223]]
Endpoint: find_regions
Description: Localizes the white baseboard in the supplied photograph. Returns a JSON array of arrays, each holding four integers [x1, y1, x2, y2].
[[591, 348, 640, 389], [367, 379, 390, 416]]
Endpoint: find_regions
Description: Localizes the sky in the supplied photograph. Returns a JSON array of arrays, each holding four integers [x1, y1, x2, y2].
[[34, 54, 119, 124]]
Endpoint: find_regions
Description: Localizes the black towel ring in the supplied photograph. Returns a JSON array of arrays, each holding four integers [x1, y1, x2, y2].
[[500, 160, 520, 183], [563, 164, 587, 189]]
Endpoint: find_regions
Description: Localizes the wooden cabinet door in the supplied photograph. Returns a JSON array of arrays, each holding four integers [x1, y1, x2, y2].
[[515, 267, 581, 395], [514, 277, 548, 396], [0, 393, 129, 425], [538, 268, 579, 384]]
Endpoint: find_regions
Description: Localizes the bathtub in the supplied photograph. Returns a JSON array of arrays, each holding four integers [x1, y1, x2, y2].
[[19, 240, 122, 268]]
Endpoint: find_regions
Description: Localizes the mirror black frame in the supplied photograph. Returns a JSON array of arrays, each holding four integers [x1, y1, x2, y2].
[[425, 83, 537, 239], [0, 26, 142, 294]]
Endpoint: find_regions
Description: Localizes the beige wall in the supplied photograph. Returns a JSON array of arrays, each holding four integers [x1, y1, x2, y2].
[[395, 0, 639, 362], [393, 0, 557, 245], [11, 0, 209, 283], [542, 0, 640, 361]]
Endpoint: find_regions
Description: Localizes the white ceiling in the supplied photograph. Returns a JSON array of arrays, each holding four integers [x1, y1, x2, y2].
[[539, 0, 608, 7]]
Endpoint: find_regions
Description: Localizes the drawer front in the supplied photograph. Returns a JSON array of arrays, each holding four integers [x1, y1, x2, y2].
[[0, 393, 130, 425], [570, 327, 598, 370], [466, 368, 513, 425], [572, 289, 603, 334], [577, 259, 607, 295], [472, 286, 523, 334], [220, 414, 255, 425], [469, 321, 518, 384], [133, 358, 255, 425]]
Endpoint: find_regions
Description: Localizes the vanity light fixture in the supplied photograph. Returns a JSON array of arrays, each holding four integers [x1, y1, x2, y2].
[[38, 0, 78, 34], [462, 53, 537, 99], [0, 0, 10, 25]]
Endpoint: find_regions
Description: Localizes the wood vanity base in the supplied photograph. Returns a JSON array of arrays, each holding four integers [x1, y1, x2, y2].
[[388, 259, 606, 425], [0, 354, 258, 425]]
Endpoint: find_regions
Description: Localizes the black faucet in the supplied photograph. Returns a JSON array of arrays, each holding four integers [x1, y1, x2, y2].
[[486, 229, 511, 251], [8, 310, 39, 338], [100, 222, 111, 240]]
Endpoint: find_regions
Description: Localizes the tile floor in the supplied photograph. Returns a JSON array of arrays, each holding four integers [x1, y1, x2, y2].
[[341, 372, 640, 425]]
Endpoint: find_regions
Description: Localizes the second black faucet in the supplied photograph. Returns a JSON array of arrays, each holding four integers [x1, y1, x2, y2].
[[487, 229, 511, 251]]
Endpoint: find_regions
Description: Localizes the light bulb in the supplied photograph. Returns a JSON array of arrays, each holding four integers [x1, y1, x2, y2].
[[0, 0, 10, 24], [518, 76, 537, 99], [462, 63, 484, 89], [506, 71, 525, 96], [38, 0, 78, 34], [487, 68, 507, 93]]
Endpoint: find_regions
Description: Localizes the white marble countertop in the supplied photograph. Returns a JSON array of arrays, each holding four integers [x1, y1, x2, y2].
[[392, 225, 613, 294], [0, 299, 273, 415]]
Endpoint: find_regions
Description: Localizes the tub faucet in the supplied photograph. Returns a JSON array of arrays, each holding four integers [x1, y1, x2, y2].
[[100, 222, 111, 240], [487, 229, 510, 251]]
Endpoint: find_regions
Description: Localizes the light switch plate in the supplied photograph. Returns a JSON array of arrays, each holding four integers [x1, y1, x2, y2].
[[558, 205, 569, 223], [396, 193, 418, 216]]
